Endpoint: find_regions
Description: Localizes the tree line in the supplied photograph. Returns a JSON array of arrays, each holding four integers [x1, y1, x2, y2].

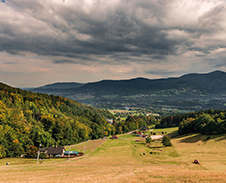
[[114, 115, 156, 134], [156, 108, 226, 135]]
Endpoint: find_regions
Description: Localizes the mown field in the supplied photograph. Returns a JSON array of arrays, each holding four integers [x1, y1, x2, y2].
[[0, 129, 226, 183]]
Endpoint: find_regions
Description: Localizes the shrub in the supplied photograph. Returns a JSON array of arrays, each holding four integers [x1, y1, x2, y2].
[[146, 136, 152, 144], [204, 136, 211, 141], [0, 145, 6, 159], [162, 136, 172, 146], [26, 145, 38, 158]]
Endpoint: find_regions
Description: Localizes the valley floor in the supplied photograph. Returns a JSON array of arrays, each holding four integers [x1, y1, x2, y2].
[[1, 133, 226, 183]]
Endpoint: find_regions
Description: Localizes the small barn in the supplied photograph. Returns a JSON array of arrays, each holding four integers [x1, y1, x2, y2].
[[136, 132, 143, 136], [40, 146, 66, 158], [64, 151, 79, 158], [47, 147, 66, 157], [39, 147, 49, 154], [139, 126, 149, 131]]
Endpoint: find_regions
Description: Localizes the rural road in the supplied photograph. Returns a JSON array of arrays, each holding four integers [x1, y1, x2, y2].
[[125, 131, 164, 140], [126, 131, 134, 134], [151, 135, 164, 140], [126, 131, 164, 140]]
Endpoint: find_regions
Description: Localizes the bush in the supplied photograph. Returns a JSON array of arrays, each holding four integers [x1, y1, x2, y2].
[[39, 153, 48, 159], [162, 136, 172, 146], [146, 136, 152, 144], [204, 136, 211, 141], [0, 145, 6, 159], [26, 145, 38, 158]]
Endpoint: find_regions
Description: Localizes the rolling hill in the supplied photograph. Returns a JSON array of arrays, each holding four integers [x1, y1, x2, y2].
[[28, 70, 226, 111], [0, 82, 115, 158]]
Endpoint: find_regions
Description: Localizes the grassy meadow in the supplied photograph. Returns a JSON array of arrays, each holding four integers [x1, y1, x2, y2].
[[0, 129, 226, 182]]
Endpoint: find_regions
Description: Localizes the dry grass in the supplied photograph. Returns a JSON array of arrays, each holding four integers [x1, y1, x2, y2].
[[0, 133, 226, 182], [172, 133, 226, 171], [151, 127, 178, 135], [65, 138, 106, 154]]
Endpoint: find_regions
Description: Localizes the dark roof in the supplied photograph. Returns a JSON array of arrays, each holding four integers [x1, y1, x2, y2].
[[39, 148, 48, 152], [46, 147, 65, 155], [140, 126, 149, 131]]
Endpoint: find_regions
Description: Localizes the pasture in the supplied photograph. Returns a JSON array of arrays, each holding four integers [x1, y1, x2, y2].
[[0, 131, 226, 182]]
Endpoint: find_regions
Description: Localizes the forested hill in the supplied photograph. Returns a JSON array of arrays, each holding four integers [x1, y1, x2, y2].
[[28, 70, 226, 111], [0, 82, 115, 158], [31, 70, 226, 95]]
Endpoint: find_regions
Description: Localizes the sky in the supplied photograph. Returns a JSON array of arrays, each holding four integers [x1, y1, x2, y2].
[[1, 0, 226, 87]]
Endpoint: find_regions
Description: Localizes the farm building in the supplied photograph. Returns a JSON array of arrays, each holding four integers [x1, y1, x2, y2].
[[139, 126, 149, 131], [39, 147, 48, 154], [136, 132, 143, 136], [106, 119, 114, 124], [39, 146, 66, 158], [64, 151, 79, 158]]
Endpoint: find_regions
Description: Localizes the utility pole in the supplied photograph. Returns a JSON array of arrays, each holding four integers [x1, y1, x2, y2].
[[68, 147, 71, 160], [37, 144, 42, 164]]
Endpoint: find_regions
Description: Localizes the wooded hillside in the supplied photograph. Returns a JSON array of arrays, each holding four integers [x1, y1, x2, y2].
[[157, 109, 226, 135], [0, 82, 115, 158]]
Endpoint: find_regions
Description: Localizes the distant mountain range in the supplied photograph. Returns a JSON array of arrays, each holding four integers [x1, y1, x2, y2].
[[27, 70, 226, 112], [34, 82, 85, 92]]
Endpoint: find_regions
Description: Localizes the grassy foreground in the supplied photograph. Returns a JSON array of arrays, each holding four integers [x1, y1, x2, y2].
[[0, 131, 226, 182]]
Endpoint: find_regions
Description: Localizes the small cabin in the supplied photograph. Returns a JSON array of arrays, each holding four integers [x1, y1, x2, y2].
[[136, 132, 143, 136], [40, 146, 66, 158], [64, 151, 79, 158], [139, 126, 149, 131]]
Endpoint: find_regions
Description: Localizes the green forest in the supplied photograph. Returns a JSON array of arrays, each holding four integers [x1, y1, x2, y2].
[[157, 109, 226, 135], [0, 83, 117, 158], [0, 83, 156, 158]]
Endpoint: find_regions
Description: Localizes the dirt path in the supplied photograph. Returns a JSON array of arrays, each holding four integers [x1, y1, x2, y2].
[[151, 135, 164, 140], [125, 130, 134, 134]]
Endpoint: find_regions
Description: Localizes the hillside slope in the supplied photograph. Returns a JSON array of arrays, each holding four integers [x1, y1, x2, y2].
[[0, 82, 114, 158]]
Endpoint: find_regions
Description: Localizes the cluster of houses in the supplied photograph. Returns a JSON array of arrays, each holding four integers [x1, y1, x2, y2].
[[39, 146, 84, 158]]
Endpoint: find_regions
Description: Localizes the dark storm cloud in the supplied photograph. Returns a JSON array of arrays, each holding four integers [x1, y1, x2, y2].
[[0, 0, 226, 66], [0, 1, 182, 59], [52, 59, 77, 64]]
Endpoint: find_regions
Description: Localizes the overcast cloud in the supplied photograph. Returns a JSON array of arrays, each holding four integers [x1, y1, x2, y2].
[[1, 0, 226, 87]]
